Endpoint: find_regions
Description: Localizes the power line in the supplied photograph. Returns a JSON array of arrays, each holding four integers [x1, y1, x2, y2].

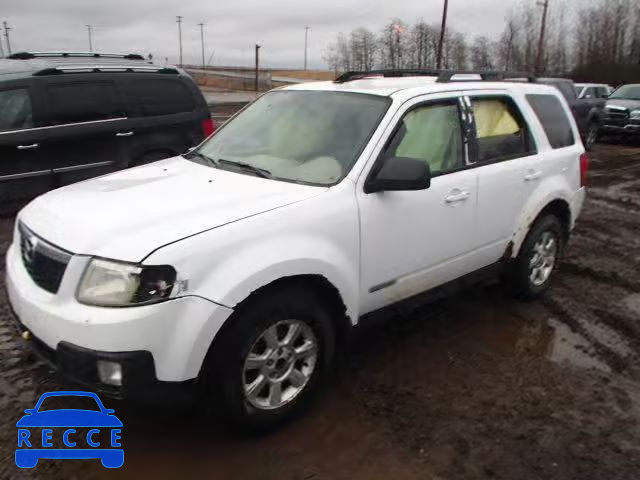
[[86, 24, 93, 52], [436, 0, 449, 69], [176, 15, 183, 67], [536, 0, 550, 74], [304, 25, 310, 71], [2, 21, 11, 56], [198, 23, 205, 72]]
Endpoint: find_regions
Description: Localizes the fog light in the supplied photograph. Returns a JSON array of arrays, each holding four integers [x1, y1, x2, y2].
[[97, 360, 122, 386]]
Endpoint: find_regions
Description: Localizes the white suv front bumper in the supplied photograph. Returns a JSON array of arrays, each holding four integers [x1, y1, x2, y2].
[[6, 238, 233, 384]]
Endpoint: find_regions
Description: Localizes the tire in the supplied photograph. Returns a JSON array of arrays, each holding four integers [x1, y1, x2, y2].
[[203, 285, 336, 432], [507, 215, 564, 299], [584, 122, 599, 151]]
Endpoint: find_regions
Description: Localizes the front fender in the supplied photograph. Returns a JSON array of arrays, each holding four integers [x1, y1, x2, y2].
[[197, 234, 359, 322]]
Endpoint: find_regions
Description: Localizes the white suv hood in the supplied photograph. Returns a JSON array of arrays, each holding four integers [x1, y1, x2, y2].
[[20, 157, 325, 261]]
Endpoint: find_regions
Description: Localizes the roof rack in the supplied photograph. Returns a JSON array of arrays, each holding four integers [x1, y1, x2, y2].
[[8, 51, 146, 61], [334, 69, 536, 84], [33, 65, 179, 76]]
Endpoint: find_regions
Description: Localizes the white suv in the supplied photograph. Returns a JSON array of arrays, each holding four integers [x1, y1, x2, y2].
[[6, 71, 587, 429]]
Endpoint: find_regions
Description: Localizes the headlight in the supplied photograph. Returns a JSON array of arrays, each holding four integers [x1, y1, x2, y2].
[[630, 109, 640, 120], [77, 258, 177, 307]]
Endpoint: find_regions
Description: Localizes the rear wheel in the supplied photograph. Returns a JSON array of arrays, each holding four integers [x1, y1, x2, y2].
[[203, 286, 336, 431], [584, 122, 599, 151], [507, 215, 564, 299]]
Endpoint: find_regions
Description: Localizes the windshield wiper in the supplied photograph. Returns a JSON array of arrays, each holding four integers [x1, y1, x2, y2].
[[184, 150, 218, 168], [217, 159, 273, 179]]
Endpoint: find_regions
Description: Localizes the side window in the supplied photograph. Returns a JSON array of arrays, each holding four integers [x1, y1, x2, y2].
[[388, 101, 464, 176], [596, 87, 609, 98], [127, 79, 195, 116], [45, 82, 124, 125], [471, 97, 535, 163], [0, 88, 33, 131], [526, 94, 575, 149], [583, 87, 595, 99]]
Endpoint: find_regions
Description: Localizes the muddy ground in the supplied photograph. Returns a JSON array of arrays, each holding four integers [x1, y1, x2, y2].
[[0, 142, 639, 480]]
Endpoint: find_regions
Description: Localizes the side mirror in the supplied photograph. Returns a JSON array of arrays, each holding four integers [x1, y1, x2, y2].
[[365, 156, 431, 194]]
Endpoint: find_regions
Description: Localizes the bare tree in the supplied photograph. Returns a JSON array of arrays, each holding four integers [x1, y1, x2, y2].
[[471, 36, 494, 70], [379, 19, 409, 69], [350, 28, 377, 70]]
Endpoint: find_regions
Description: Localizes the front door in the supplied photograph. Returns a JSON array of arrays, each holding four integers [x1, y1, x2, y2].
[[358, 94, 478, 314]]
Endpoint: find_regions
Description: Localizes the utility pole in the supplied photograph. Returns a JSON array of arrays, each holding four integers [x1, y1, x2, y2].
[[86, 25, 93, 52], [176, 16, 183, 67], [536, 0, 550, 75], [3, 21, 12, 56], [304, 26, 310, 70], [0, 27, 4, 58], [198, 23, 205, 71], [436, 0, 449, 69], [254, 44, 261, 92]]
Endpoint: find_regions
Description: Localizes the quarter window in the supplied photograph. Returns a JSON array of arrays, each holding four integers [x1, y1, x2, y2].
[[471, 97, 536, 162], [526, 94, 575, 149], [127, 79, 195, 116], [0, 88, 33, 131], [45, 82, 125, 125], [389, 101, 464, 176]]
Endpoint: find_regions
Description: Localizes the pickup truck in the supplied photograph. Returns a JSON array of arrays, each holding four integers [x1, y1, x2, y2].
[[538, 77, 605, 150]]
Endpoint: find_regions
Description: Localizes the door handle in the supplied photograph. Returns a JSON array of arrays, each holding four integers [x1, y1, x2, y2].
[[17, 143, 39, 150], [524, 170, 542, 182], [445, 191, 470, 203], [115, 131, 134, 137]]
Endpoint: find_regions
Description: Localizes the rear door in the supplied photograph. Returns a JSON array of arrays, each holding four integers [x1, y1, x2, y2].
[[122, 76, 205, 164], [464, 91, 539, 263], [39, 77, 133, 186], [0, 80, 53, 206]]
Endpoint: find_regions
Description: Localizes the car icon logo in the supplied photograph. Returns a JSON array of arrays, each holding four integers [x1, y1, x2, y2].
[[15, 391, 123, 468], [21, 232, 38, 264]]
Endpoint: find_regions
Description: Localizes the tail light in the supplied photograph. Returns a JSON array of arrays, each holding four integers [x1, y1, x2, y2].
[[579, 152, 589, 188], [202, 118, 216, 138]]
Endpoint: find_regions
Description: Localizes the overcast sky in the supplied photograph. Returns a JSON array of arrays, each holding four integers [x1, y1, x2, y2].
[[2, 0, 550, 69]]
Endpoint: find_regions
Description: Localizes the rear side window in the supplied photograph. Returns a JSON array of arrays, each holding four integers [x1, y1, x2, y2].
[[471, 97, 536, 163], [128, 79, 195, 116], [45, 82, 125, 125], [526, 94, 575, 149], [0, 88, 33, 131]]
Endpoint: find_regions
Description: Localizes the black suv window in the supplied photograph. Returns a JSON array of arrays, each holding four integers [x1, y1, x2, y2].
[[45, 82, 125, 125], [128, 79, 195, 116], [471, 97, 536, 163], [0, 88, 33, 131], [526, 94, 575, 149]]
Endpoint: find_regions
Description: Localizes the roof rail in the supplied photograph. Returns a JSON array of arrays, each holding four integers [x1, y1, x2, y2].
[[9, 51, 146, 61], [33, 65, 179, 76], [334, 69, 536, 84]]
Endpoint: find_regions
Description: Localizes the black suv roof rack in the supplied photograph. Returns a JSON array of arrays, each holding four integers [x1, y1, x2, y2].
[[334, 69, 536, 84], [8, 51, 146, 61], [33, 65, 179, 76]]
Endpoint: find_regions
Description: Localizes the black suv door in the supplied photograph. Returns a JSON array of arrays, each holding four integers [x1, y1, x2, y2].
[[38, 77, 133, 186], [0, 80, 53, 207]]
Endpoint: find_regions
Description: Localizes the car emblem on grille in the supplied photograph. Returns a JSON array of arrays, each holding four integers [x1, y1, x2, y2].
[[23, 233, 39, 264]]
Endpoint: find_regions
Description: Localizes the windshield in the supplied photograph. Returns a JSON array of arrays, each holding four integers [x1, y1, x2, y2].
[[609, 85, 640, 100], [191, 90, 390, 186]]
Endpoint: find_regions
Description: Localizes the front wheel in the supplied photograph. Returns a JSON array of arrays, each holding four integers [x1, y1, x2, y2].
[[203, 286, 336, 431], [506, 215, 564, 299]]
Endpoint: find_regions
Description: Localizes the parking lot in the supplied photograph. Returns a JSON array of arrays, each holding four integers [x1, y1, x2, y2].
[[0, 142, 639, 480]]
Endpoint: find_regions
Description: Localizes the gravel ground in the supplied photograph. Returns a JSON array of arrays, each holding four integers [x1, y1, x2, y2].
[[1, 143, 639, 479]]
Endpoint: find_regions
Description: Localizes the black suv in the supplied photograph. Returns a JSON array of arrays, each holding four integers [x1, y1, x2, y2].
[[0, 52, 214, 209], [600, 84, 640, 138]]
